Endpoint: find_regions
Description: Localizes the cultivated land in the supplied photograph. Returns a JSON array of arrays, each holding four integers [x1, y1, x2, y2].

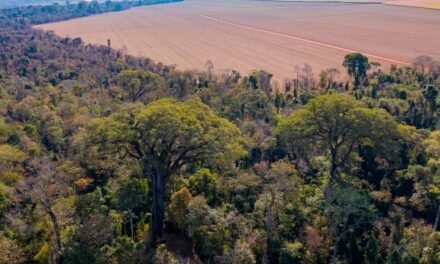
[[36, 0, 440, 82], [267, 0, 440, 10]]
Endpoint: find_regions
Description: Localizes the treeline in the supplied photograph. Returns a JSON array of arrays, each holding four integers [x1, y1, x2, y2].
[[0, 0, 183, 26], [0, 0, 65, 10], [0, 1, 440, 264]]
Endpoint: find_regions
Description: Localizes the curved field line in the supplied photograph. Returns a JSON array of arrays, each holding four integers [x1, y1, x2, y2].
[[198, 14, 411, 65]]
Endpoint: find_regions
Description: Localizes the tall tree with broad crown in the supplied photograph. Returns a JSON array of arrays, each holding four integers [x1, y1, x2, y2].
[[81, 99, 246, 243]]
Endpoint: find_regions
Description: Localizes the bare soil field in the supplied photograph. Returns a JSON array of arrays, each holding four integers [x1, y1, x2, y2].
[[385, 0, 440, 9], [35, 0, 440, 82], [265, 0, 440, 10]]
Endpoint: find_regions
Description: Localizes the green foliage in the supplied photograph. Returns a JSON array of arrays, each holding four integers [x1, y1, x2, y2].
[[188, 169, 219, 204], [116, 69, 166, 102], [365, 232, 379, 264], [84, 99, 246, 173], [328, 188, 377, 263], [115, 178, 150, 212], [33, 243, 49, 264], [343, 52, 371, 88], [167, 187, 193, 231], [280, 241, 304, 263], [276, 93, 401, 183], [63, 242, 105, 264], [185, 196, 232, 262]]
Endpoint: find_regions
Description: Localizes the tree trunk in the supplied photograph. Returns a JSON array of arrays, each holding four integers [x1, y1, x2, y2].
[[434, 204, 440, 232], [49, 245, 55, 264], [266, 190, 275, 262], [354, 75, 360, 89], [130, 214, 134, 239], [151, 172, 165, 244], [332, 238, 338, 264], [326, 150, 337, 204], [48, 210, 62, 264], [49, 210, 62, 252]]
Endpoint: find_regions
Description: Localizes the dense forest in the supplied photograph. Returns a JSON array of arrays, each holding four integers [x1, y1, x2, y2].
[[0, 0, 439, 263]]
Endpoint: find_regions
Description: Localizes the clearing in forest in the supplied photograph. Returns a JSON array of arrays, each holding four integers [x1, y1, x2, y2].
[[36, 0, 440, 82]]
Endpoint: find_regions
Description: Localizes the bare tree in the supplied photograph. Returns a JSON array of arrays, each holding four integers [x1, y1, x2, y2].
[[205, 60, 215, 81], [370, 62, 381, 72], [299, 63, 316, 90], [319, 68, 340, 89], [293, 65, 301, 96], [413, 55, 435, 74]]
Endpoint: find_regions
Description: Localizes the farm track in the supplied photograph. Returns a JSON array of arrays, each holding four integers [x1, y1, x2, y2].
[[198, 14, 411, 66]]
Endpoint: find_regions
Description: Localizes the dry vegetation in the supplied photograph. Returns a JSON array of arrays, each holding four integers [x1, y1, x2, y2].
[[36, 0, 440, 82]]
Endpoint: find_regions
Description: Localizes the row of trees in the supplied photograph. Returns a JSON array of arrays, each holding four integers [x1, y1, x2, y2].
[[1, 0, 183, 25]]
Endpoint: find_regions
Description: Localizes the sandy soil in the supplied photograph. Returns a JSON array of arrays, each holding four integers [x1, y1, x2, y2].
[[35, 0, 440, 82]]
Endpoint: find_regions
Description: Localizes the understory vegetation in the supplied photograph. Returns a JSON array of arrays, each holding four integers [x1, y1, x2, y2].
[[0, 1, 439, 263]]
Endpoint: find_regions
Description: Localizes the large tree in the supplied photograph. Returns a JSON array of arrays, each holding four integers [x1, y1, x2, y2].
[[275, 94, 401, 199], [343, 53, 371, 89], [82, 99, 245, 243]]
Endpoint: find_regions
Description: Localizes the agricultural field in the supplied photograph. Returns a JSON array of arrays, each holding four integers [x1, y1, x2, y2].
[[268, 0, 440, 10], [385, 0, 440, 9], [36, 0, 440, 82]]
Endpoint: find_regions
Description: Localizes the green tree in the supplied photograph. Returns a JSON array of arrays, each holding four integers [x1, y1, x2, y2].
[[167, 187, 193, 231], [343, 53, 371, 89], [185, 196, 232, 262], [328, 188, 376, 264], [275, 94, 400, 200], [116, 70, 166, 102], [188, 169, 219, 204], [261, 161, 301, 262], [364, 232, 379, 264], [83, 99, 245, 243], [422, 131, 440, 232]]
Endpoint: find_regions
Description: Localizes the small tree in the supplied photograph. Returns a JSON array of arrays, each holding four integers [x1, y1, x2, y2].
[[167, 187, 193, 231], [328, 188, 376, 264], [188, 169, 219, 204], [319, 68, 340, 89], [205, 60, 214, 81], [343, 53, 370, 89], [422, 131, 440, 232], [261, 161, 300, 261], [364, 232, 379, 264], [413, 55, 435, 74], [116, 70, 166, 102]]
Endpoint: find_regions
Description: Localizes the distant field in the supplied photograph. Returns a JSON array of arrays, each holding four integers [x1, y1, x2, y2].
[[0, 0, 124, 9], [385, 0, 440, 9], [265, 0, 440, 9], [36, 0, 440, 82]]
